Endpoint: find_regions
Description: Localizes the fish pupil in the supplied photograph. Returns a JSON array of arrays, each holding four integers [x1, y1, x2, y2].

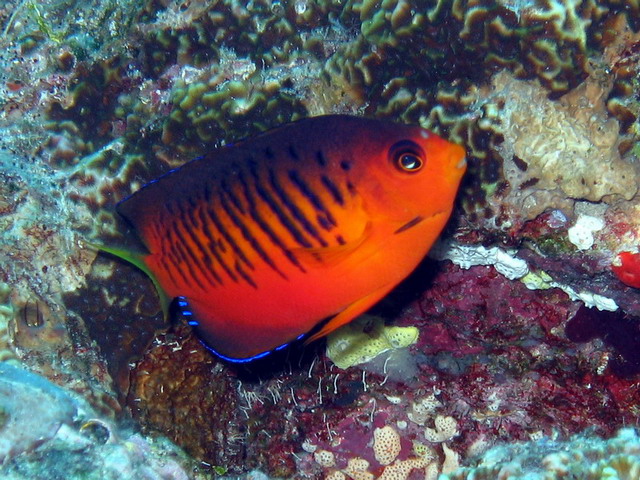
[[398, 153, 423, 172], [389, 140, 425, 173]]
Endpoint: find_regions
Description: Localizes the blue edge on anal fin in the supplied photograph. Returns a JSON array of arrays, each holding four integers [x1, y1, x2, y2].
[[175, 296, 305, 364]]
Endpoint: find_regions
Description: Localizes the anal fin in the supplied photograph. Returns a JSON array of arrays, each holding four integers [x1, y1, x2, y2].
[[305, 282, 395, 344]]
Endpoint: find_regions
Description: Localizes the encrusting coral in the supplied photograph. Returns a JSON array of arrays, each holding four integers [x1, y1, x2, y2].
[[326, 316, 419, 370]]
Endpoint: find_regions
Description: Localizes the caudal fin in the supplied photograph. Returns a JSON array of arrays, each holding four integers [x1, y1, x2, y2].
[[84, 240, 172, 318]]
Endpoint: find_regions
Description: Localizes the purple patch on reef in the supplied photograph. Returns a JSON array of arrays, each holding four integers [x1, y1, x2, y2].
[[566, 305, 640, 377]]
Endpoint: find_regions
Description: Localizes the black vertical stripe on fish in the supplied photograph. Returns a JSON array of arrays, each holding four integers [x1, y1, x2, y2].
[[178, 205, 223, 286], [393, 216, 425, 234], [180, 205, 211, 256], [186, 204, 202, 229], [168, 239, 200, 290], [166, 248, 188, 283], [221, 183, 289, 276], [197, 208, 238, 283], [236, 169, 302, 275], [217, 193, 257, 272], [220, 173, 287, 278], [164, 225, 185, 262], [317, 214, 333, 231], [166, 250, 193, 288], [209, 238, 239, 283], [253, 167, 312, 248], [220, 178, 246, 215], [201, 252, 224, 285], [173, 240, 208, 291], [151, 221, 168, 255], [168, 221, 189, 262], [264, 146, 275, 160], [157, 256, 174, 282], [235, 259, 257, 289], [321, 175, 344, 206], [316, 150, 327, 167], [204, 205, 254, 277], [288, 169, 337, 228], [171, 220, 215, 290], [267, 168, 328, 247], [287, 144, 300, 161]]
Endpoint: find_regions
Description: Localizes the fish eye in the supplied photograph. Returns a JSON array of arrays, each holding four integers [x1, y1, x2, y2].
[[389, 141, 425, 173]]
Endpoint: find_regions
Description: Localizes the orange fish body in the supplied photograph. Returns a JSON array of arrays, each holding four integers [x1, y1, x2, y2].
[[112, 115, 466, 362]]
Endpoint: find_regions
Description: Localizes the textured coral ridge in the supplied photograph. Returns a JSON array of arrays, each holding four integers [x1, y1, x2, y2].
[[34, 0, 640, 218]]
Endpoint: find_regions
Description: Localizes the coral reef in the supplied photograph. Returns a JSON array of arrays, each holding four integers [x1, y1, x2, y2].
[[491, 71, 637, 218], [0, 283, 17, 363], [0, 361, 78, 463], [1, 0, 640, 478]]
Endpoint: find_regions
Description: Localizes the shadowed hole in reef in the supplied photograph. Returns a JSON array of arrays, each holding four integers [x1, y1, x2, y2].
[[63, 255, 167, 397], [369, 257, 441, 319], [566, 305, 640, 378]]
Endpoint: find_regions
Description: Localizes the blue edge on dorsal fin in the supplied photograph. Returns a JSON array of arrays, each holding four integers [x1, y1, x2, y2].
[[175, 296, 305, 364], [116, 155, 208, 209]]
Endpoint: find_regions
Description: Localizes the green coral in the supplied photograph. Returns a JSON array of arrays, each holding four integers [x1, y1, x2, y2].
[[162, 67, 307, 155], [27, 1, 64, 43], [326, 315, 419, 370], [33, 0, 640, 241]]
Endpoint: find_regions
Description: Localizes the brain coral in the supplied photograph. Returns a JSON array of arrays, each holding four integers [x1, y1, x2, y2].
[[34, 0, 639, 241], [161, 55, 307, 157]]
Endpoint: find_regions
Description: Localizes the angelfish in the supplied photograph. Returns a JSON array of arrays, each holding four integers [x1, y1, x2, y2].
[[101, 115, 466, 362]]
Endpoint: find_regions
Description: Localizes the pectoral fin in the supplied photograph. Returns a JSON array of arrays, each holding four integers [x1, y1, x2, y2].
[[306, 282, 395, 344], [291, 221, 372, 268]]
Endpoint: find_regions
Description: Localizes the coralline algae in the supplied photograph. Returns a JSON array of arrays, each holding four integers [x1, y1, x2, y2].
[[0, 362, 200, 480], [442, 428, 640, 480], [0, 362, 77, 462]]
